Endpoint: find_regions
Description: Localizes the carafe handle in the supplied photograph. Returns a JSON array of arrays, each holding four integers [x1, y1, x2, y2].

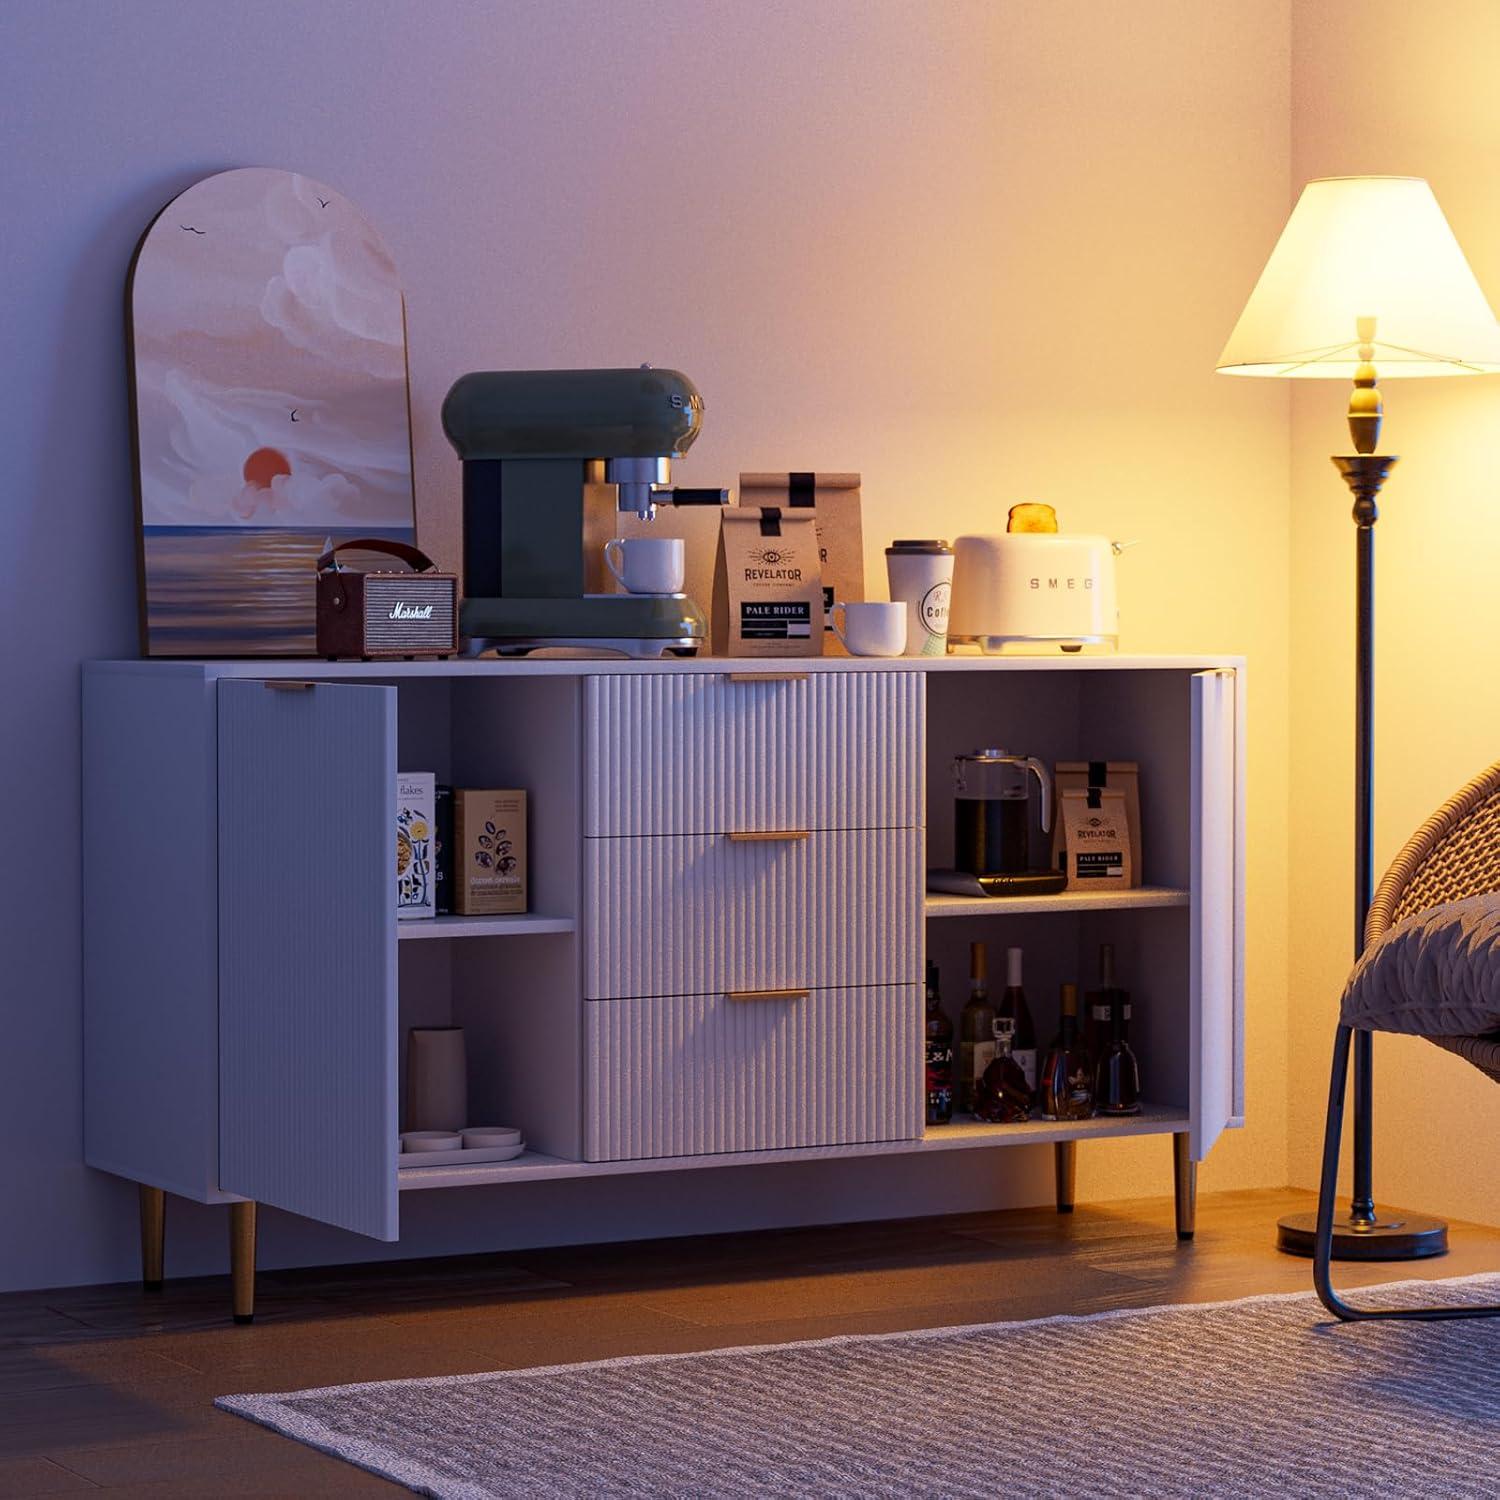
[[1026, 757, 1053, 833]]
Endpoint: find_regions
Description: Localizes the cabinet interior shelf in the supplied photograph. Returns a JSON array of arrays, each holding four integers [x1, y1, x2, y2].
[[397, 1103, 1188, 1190], [397, 913, 575, 941], [924, 885, 1190, 919]]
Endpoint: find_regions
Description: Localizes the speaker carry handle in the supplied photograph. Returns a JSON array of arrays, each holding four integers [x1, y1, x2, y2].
[[316, 538, 438, 574]]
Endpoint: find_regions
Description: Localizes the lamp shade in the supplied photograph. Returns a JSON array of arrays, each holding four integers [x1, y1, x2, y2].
[[1217, 176, 1500, 378]]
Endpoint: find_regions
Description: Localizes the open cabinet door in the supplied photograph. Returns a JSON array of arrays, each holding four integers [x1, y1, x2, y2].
[[1189, 668, 1244, 1162], [218, 679, 398, 1240]]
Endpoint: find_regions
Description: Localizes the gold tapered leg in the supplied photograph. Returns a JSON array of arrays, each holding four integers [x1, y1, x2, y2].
[[1174, 1132, 1197, 1241], [1054, 1140, 1077, 1214], [139, 1186, 165, 1291], [230, 1201, 257, 1324]]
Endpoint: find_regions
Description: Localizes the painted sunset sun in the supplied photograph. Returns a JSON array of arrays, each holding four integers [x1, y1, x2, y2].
[[129, 167, 416, 656]]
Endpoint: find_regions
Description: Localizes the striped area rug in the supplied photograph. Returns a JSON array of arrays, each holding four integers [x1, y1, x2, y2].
[[218, 1274, 1500, 1498]]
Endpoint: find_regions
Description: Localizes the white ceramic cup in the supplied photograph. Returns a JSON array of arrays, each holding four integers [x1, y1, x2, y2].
[[604, 537, 685, 595], [830, 601, 907, 657]]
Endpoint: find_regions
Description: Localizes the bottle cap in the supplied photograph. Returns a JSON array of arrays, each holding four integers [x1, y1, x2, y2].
[[1059, 982, 1079, 1016], [1006, 946, 1023, 987], [970, 942, 987, 980]]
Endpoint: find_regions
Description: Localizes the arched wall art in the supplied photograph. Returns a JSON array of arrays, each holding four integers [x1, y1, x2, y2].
[[127, 167, 416, 656]]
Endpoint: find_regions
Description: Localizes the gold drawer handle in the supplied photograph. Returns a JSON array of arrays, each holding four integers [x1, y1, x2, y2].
[[726, 829, 810, 843], [264, 680, 316, 692], [726, 672, 809, 682], [727, 987, 810, 1003]]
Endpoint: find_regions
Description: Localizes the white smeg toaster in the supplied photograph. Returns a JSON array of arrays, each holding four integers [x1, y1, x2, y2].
[[948, 533, 1120, 653]]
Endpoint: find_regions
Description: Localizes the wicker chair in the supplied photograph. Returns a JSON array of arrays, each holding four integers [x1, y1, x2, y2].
[[1315, 760, 1500, 1320]]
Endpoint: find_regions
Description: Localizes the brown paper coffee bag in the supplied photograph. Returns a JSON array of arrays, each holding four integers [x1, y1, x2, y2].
[[738, 473, 863, 655], [712, 507, 824, 656], [1056, 786, 1132, 889], [1052, 761, 1142, 888]]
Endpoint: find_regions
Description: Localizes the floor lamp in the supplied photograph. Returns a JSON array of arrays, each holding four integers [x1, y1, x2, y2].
[[1217, 176, 1500, 1259]]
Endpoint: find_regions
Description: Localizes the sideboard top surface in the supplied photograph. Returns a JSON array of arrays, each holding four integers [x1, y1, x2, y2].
[[85, 651, 1244, 681]]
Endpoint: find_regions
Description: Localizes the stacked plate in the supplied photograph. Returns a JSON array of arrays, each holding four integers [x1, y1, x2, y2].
[[398, 1126, 525, 1167]]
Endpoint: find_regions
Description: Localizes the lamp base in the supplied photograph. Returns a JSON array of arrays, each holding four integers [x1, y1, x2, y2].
[[1277, 1209, 1448, 1261]]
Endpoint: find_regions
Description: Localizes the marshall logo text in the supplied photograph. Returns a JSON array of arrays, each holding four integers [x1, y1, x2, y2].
[[388, 601, 435, 620]]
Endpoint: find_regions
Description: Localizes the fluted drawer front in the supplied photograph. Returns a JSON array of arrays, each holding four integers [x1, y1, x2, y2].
[[585, 671, 923, 835], [585, 985, 922, 1160], [585, 829, 922, 998]]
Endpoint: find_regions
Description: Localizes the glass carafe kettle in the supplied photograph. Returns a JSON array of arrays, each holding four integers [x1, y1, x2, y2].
[[954, 749, 1053, 878]]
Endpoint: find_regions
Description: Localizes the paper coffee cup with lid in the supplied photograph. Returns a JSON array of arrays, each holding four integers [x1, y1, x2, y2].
[[885, 540, 954, 656]]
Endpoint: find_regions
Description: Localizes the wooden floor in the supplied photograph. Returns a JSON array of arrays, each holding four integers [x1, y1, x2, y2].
[[0, 1187, 1496, 1496]]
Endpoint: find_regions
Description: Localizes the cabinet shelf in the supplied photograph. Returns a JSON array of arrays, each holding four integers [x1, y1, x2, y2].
[[397, 913, 575, 941], [924, 885, 1190, 919], [396, 1104, 1190, 1191]]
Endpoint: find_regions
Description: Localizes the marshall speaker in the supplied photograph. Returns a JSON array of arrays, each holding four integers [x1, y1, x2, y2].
[[316, 538, 459, 660]]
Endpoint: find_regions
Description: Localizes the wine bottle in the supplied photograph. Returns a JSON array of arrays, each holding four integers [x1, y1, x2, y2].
[[996, 946, 1038, 1092], [958, 942, 997, 1115], [924, 959, 955, 1125], [1084, 942, 1130, 1059], [1040, 982, 1094, 1121], [1096, 983, 1142, 1116]]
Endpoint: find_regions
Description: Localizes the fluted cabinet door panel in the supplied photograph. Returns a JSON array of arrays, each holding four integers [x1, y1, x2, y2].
[[218, 680, 398, 1241], [586, 986, 922, 1160], [585, 830, 922, 997], [585, 672, 923, 835]]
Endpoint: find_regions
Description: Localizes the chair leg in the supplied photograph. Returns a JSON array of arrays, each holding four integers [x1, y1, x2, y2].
[[1316, 1023, 1500, 1322], [1173, 1133, 1196, 1241], [230, 1202, 257, 1325], [139, 1186, 165, 1291], [1054, 1141, 1076, 1213]]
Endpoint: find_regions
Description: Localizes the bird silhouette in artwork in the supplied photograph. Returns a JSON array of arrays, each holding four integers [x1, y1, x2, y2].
[[180, 225, 206, 234], [316, 197, 330, 208], [290, 408, 300, 422]]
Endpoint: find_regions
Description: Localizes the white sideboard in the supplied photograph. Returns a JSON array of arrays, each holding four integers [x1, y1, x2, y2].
[[82, 653, 1245, 1321]]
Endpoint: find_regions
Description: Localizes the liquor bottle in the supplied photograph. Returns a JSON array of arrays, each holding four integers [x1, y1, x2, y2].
[[958, 942, 997, 1115], [974, 1018, 1033, 1123], [924, 959, 955, 1125], [1040, 982, 1094, 1121], [1096, 984, 1142, 1116], [996, 945, 1038, 1092], [1084, 943, 1129, 1059]]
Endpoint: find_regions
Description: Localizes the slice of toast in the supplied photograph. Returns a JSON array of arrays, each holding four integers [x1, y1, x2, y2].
[[1006, 502, 1059, 534]]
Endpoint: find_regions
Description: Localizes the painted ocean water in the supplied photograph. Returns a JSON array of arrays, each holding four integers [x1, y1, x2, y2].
[[142, 526, 416, 656]]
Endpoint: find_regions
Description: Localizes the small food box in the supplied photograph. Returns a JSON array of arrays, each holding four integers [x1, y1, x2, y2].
[[453, 790, 528, 915], [396, 773, 436, 919]]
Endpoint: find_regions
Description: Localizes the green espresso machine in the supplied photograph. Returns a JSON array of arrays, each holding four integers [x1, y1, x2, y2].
[[442, 366, 717, 656]]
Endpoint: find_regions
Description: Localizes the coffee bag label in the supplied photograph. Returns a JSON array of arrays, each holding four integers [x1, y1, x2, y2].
[[741, 600, 812, 640]]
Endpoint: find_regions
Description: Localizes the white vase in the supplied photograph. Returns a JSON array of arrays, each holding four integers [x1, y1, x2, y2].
[[406, 1027, 467, 1132]]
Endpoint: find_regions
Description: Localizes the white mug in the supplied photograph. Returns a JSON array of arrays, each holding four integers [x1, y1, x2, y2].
[[604, 537, 685, 595], [830, 601, 907, 657]]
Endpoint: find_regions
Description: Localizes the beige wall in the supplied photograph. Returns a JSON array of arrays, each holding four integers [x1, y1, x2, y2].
[[2, 0, 1295, 1288], [417, 0, 1300, 1203], [417, 0, 1296, 1205], [1288, 0, 1500, 1222]]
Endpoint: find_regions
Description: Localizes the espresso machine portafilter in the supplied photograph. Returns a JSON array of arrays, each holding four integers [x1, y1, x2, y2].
[[441, 366, 717, 655]]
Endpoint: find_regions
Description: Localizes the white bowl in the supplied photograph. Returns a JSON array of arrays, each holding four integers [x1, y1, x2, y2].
[[461, 1126, 523, 1149], [401, 1131, 462, 1153]]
